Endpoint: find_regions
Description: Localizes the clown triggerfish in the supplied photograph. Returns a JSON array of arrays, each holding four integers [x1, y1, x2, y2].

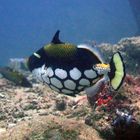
[[27, 30, 125, 97]]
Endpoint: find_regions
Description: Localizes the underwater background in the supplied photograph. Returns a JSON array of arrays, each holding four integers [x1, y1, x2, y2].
[[0, 0, 139, 65], [0, 1, 140, 139]]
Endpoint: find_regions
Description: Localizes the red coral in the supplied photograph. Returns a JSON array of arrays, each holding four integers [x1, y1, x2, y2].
[[96, 95, 112, 106]]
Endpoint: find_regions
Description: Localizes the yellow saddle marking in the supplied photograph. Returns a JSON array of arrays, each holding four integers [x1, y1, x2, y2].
[[96, 63, 110, 69], [44, 43, 77, 57]]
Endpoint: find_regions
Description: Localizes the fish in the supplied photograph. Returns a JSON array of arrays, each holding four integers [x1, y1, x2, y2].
[[0, 67, 32, 87], [27, 30, 125, 97]]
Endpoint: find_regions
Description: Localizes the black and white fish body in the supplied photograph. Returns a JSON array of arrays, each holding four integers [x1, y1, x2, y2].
[[27, 30, 125, 97]]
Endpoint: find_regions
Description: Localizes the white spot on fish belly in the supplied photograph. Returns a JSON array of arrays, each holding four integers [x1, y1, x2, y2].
[[61, 89, 73, 94], [55, 68, 67, 79], [79, 79, 90, 86], [84, 69, 97, 79], [64, 79, 76, 90], [46, 67, 54, 77], [50, 85, 60, 92], [42, 74, 50, 84], [50, 77, 63, 89], [78, 86, 84, 90], [32, 65, 46, 82], [70, 68, 81, 80]]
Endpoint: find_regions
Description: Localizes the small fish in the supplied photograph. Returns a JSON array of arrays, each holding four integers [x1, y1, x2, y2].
[[27, 30, 125, 97], [0, 67, 32, 87]]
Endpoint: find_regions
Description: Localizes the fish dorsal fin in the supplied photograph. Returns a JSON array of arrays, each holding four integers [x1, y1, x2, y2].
[[44, 30, 77, 57], [51, 30, 64, 44]]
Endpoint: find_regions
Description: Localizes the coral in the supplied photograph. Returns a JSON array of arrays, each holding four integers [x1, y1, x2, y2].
[[98, 36, 140, 75], [124, 74, 140, 95], [0, 36, 140, 139]]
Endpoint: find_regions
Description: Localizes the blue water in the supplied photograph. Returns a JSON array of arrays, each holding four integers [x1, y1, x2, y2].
[[0, 0, 138, 66]]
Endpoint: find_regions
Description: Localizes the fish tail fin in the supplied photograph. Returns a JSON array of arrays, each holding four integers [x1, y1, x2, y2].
[[108, 52, 125, 90]]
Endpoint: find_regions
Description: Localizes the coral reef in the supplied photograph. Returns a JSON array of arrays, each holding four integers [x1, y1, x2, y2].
[[0, 36, 140, 140], [0, 71, 140, 140], [98, 36, 140, 75]]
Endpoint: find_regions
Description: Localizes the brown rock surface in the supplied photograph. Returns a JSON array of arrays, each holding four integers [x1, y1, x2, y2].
[[98, 36, 140, 74]]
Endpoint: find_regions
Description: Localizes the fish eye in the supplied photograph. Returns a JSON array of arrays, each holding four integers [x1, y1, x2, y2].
[[33, 52, 41, 58]]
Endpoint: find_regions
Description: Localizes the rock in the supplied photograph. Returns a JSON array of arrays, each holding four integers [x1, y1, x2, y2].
[[55, 99, 66, 111], [104, 116, 110, 122], [23, 88, 31, 92], [0, 93, 5, 98], [21, 116, 32, 121], [8, 123, 16, 128], [16, 118, 24, 122], [68, 100, 77, 107], [0, 112, 6, 120], [85, 115, 93, 126], [38, 109, 49, 116], [22, 101, 38, 110], [12, 111, 25, 118], [0, 128, 6, 133]]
